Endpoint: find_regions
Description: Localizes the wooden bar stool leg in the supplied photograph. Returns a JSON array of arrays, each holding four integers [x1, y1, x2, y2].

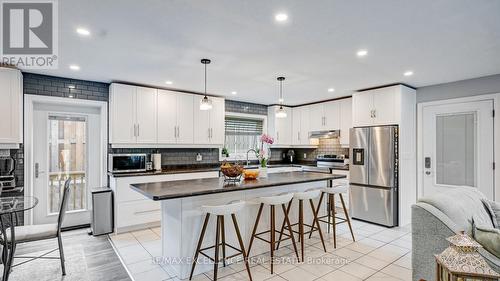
[[270, 205, 276, 274], [339, 194, 355, 242], [281, 203, 299, 260], [309, 192, 324, 239], [247, 203, 264, 256], [214, 216, 221, 281], [231, 214, 252, 281], [298, 200, 304, 262], [331, 194, 337, 248], [189, 214, 210, 280], [221, 216, 227, 267], [309, 199, 326, 252], [276, 201, 292, 250], [327, 193, 331, 234]]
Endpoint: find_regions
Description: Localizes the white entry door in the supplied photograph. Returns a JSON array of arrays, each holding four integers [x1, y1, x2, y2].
[[32, 104, 102, 227], [420, 99, 494, 199]]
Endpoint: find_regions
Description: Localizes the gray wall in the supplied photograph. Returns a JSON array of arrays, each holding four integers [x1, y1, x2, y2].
[[417, 74, 500, 103]]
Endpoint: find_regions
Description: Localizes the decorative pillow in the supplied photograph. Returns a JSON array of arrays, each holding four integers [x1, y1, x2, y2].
[[487, 200, 500, 229], [472, 224, 500, 259], [482, 199, 499, 228]]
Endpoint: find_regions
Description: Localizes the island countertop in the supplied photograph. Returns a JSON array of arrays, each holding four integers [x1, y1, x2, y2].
[[130, 171, 346, 200]]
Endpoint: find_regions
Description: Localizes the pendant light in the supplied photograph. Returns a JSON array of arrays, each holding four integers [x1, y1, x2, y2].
[[275, 76, 287, 118], [199, 58, 213, 110]]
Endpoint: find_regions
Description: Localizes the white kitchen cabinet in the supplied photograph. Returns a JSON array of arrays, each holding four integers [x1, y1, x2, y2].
[[135, 87, 158, 143], [0, 68, 22, 145], [268, 106, 292, 146], [309, 103, 324, 131], [308, 101, 340, 131], [292, 106, 311, 145], [110, 84, 157, 144], [324, 101, 340, 130], [352, 85, 406, 126], [193, 96, 225, 145], [339, 98, 352, 146], [157, 90, 194, 144], [110, 84, 136, 144]]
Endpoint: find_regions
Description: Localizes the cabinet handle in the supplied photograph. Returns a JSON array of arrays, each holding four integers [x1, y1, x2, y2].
[[211, 128, 213, 139], [298, 132, 300, 141], [133, 124, 137, 137], [134, 209, 161, 215], [208, 128, 211, 139], [174, 126, 177, 138], [137, 124, 140, 136], [177, 126, 180, 138], [277, 131, 279, 141], [373, 109, 376, 118]]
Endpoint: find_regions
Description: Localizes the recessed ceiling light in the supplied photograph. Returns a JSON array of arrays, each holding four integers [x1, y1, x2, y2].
[[404, 70, 414, 76], [231, 91, 237, 95], [275, 13, 288, 22], [356, 49, 368, 57], [76, 27, 90, 36], [328, 88, 335, 92], [165, 81, 173, 85], [69, 64, 80, 71]]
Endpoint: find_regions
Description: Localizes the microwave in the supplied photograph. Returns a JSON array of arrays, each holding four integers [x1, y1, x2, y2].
[[108, 154, 147, 173]]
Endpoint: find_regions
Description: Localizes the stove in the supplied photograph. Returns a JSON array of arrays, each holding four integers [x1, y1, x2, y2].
[[316, 154, 346, 168]]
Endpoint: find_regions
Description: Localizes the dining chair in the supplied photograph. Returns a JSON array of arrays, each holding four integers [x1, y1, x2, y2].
[[3, 179, 71, 275]]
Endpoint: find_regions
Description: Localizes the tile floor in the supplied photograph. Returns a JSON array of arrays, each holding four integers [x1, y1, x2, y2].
[[110, 217, 412, 281]]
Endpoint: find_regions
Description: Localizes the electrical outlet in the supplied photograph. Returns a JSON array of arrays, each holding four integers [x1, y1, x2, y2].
[[196, 153, 203, 162], [303, 153, 307, 159], [282, 153, 285, 159]]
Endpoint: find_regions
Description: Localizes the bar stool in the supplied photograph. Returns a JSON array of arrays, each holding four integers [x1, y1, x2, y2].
[[310, 180, 355, 248], [276, 189, 327, 261], [189, 201, 252, 281], [246, 193, 299, 274]]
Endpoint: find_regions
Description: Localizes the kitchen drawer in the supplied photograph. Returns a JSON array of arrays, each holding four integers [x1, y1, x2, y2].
[[116, 200, 161, 228]]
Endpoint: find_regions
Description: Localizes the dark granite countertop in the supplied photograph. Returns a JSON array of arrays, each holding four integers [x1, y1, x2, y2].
[[109, 162, 348, 178], [130, 171, 347, 200]]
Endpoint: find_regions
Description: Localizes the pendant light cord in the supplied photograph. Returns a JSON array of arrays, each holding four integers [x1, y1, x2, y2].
[[204, 63, 207, 95]]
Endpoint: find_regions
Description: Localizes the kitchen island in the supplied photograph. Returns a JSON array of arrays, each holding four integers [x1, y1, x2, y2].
[[130, 171, 346, 279]]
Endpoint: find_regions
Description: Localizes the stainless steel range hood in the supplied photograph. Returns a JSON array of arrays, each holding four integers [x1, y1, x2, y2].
[[309, 130, 340, 139]]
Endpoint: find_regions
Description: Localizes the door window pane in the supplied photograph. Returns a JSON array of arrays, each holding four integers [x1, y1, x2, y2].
[[435, 113, 476, 187], [48, 115, 87, 213]]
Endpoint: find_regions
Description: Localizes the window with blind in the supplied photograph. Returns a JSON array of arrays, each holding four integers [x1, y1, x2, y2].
[[225, 117, 264, 156]]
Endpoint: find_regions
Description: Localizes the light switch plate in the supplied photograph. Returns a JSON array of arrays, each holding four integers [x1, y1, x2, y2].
[[303, 153, 307, 159], [196, 153, 203, 162]]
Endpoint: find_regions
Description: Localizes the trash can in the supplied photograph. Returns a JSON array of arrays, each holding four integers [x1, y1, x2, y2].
[[91, 187, 113, 236]]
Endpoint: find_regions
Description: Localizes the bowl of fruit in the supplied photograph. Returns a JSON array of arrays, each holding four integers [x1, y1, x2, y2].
[[220, 161, 244, 179], [243, 169, 260, 180]]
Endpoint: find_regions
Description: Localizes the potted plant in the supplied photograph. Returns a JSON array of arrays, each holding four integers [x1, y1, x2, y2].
[[256, 134, 274, 177]]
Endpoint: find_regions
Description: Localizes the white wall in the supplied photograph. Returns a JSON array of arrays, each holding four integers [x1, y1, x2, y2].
[[417, 74, 500, 103]]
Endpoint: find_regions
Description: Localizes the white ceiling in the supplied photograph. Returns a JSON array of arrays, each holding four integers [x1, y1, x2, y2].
[[28, 0, 500, 105]]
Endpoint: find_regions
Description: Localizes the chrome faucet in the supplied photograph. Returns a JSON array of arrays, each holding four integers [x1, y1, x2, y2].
[[246, 149, 257, 166]]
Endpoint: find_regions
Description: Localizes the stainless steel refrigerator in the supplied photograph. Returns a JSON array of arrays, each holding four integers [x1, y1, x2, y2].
[[349, 125, 398, 227]]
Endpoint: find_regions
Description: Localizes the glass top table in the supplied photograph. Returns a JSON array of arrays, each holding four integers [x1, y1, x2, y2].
[[0, 196, 38, 215]]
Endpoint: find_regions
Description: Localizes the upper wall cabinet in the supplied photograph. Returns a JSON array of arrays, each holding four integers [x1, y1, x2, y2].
[[110, 83, 225, 147], [157, 89, 194, 144], [309, 101, 340, 131], [0, 68, 23, 145], [292, 106, 311, 145], [352, 85, 414, 127], [193, 96, 225, 145], [268, 106, 293, 146], [339, 98, 352, 146], [110, 84, 157, 144]]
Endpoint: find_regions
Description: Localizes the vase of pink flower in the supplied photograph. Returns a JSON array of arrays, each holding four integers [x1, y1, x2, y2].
[[256, 134, 274, 178]]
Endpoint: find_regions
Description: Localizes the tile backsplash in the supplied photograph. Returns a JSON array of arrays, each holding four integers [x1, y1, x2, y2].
[[270, 138, 349, 162], [109, 147, 220, 166]]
